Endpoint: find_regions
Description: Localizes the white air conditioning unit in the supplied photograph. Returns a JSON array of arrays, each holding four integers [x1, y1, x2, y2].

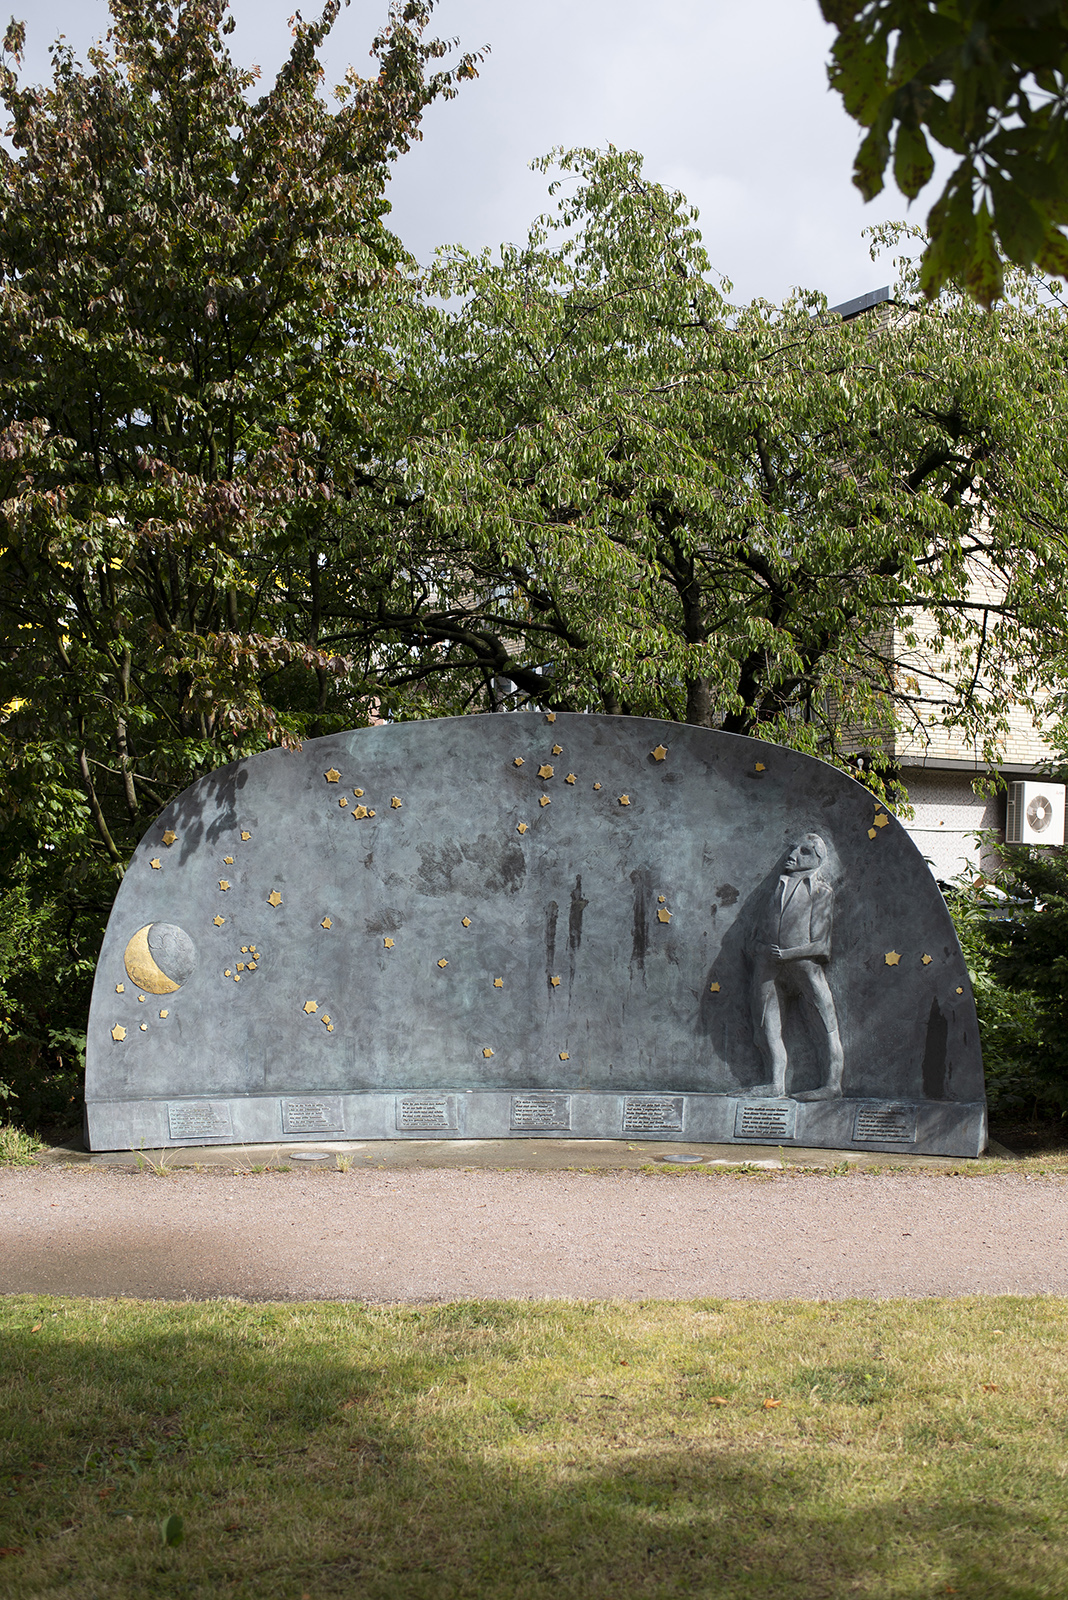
[[1006, 780, 1065, 846]]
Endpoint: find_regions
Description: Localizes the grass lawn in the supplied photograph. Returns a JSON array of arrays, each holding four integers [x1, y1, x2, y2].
[[0, 1296, 1066, 1598]]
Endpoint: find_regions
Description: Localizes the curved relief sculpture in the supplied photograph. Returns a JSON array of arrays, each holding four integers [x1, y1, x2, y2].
[[747, 833, 844, 1101]]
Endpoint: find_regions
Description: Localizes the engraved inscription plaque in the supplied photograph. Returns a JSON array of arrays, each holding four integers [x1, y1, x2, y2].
[[167, 1101, 234, 1142], [735, 1100, 797, 1141], [282, 1096, 344, 1134], [623, 1095, 685, 1133], [396, 1094, 459, 1132], [852, 1104, 917, 1144], [510, 1093, 572, 1131]]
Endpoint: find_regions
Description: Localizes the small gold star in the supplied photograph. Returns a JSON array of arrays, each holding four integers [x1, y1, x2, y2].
[[138, 994, 146, 1003], [513, 757, 525, 767], [874, 813, 889, 828], [237, 963, 245, 972], [247, 962, 257, 970], [493, 977, 503, 988], [709, 982, 721, 993], [384, 937, 395, 949], [868, 828, 877, 839], [321, 916, 332, 929], [224, 969, 232, 977], [546, 712, 556, 723], [140, 1022, 148, 1031], [618, 794, 631, 806], [559, 1051, 570, 1061], [241, 946, 249, 953], [353, 788, 364, 797], [391, 796, 402, 809], [657, 908, 672, 923], [593, 782, 602, 790], [219, 879, 231, 891], [658, 895, 666, 903], [233, 974, 241, 982], [304, 1001, 318, 1014], [162, 830, 177, 846], [223, 855, 234, 865], [550, 975, 561, 987], [339, 797, 348, 807], [241, 830, 251, 840], [353, 805, 368, 819], [438, 958, 448, 969], [885, 951, 901, 966], [956, 986, 964, 994], [483, 1047, 494, 1058], [551, 744, 563, 756], [922, 954, 932, 965], [517, 822, 529, 834], [213, 915, 225, 927], [652, 745, 668, 761], [755, 762, 765, 773], [115, 983, 125, 993], [111, 1024, 127, 1041], [267, 889, 282, 907], [325, 768, 340, 783], [538, 764, 554, 779], [368, 810, 376, 818], [321, 1014, 331, 1026], [565, 773, 576, 784], [150, 858, 162, 870], [540, 795, 551, 807], [462, 917, 471, 927], [326, 1023, 335, 1032], [159, 1009, 169, 1019]]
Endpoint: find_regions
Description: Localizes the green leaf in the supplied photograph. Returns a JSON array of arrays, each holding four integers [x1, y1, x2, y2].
[[160, 1514, 184, 1547], [893, 122, 935, 198]]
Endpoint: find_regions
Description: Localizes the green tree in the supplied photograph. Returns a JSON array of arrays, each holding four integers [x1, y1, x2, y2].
[[0, 0, 481, 1106], [821, 0, 1068, 305], [371, 148, 1068, 774]]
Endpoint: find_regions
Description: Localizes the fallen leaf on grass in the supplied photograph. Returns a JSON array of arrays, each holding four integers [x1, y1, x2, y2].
[[0, 1549, 25, 1558], [982, 1383, 999, 1392], [762, 1398, 782, 1409], [98, 1486, 115, 1499], [160, 1514, 184, 1547], [709, 1396, 729, 1406], [30, 1323, 41, 1332]]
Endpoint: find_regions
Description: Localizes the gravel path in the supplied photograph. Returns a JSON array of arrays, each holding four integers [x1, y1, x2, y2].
[[2, 1167, 1067, 1301]]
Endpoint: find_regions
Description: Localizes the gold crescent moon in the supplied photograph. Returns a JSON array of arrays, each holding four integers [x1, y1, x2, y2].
[[123, 925, 180, 995]]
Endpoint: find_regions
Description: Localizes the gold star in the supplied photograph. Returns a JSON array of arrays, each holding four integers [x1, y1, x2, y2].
[[140, 1022, 148, 1031], [593, 782, 602, 791], [321, 916, 332, 929], [709, 982, 720, 993], [438, 958, 448, 969], [384, 937, 395, 949], [755, 762, 765, 773], [326, 1023, 334, 1032], [922, 954, 932, 965], [213, 915, 225, 927], [885, 951, 901, 966], [565, 773, 576, 784], [162, 830, 177, 846], [368, 810, 376, 818], [874, 813, 889, 828], [233, 974, 241, 982], [267, 889, 282, 907], [483, 1047, 494, 1058], [618, 794, 631, 806], [538, 764, 554, 779], [391, 796, 402, 809], [241, 946, 249, 953], [493, 977, 503, 988], [462, 917, 471, 927], [550, 975, 561, 987], [513, 757, 525, 767], [353, 805, 368, 819], [219, 879, 231, 891], [325, 768, 340, 783], [353, 788, 364, 797], [321, 1014, 331, 1026], [237, 962, 245, 972], [241, 830, 251, 841], [539, 795, 551, 807], [138, 994, 146, 1003], [658, 895, 666, 903], [223, 856, 234, 865], [111, 1024, 127, 1042], [956, 986, 964, 994], [559, 1051, 570, 1061], [517, 822, 528, 834], [150, 858, 162, 870], [159, 1009, 169, 1019], [339, 797, 348, 807], [225, 969, 232, 977], [868, 828, 877, 839], [247, 962, 257, 970], [657, 908, 672, 923], [115, 983, 125, 993], [551, 745, 563, 756], [304, 1000, 318, 1014], [652, 745, 668, 761], [546, 712, 556, 723]]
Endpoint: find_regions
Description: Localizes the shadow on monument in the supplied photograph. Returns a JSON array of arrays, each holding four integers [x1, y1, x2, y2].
[[0, 1315, 1051, 1597]]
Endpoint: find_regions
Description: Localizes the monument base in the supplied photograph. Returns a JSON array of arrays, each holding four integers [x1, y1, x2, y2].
[[85, 1089, 986, 1159]]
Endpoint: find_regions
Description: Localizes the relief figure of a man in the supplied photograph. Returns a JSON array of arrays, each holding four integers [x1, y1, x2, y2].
[[747, 833, 844, 1100]]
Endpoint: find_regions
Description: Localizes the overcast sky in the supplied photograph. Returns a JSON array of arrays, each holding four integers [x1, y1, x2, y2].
[[14, 0, 943, 306]]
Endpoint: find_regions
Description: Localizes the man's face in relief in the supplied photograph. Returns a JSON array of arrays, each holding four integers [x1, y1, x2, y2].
[[783, 838, 822, 874]]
